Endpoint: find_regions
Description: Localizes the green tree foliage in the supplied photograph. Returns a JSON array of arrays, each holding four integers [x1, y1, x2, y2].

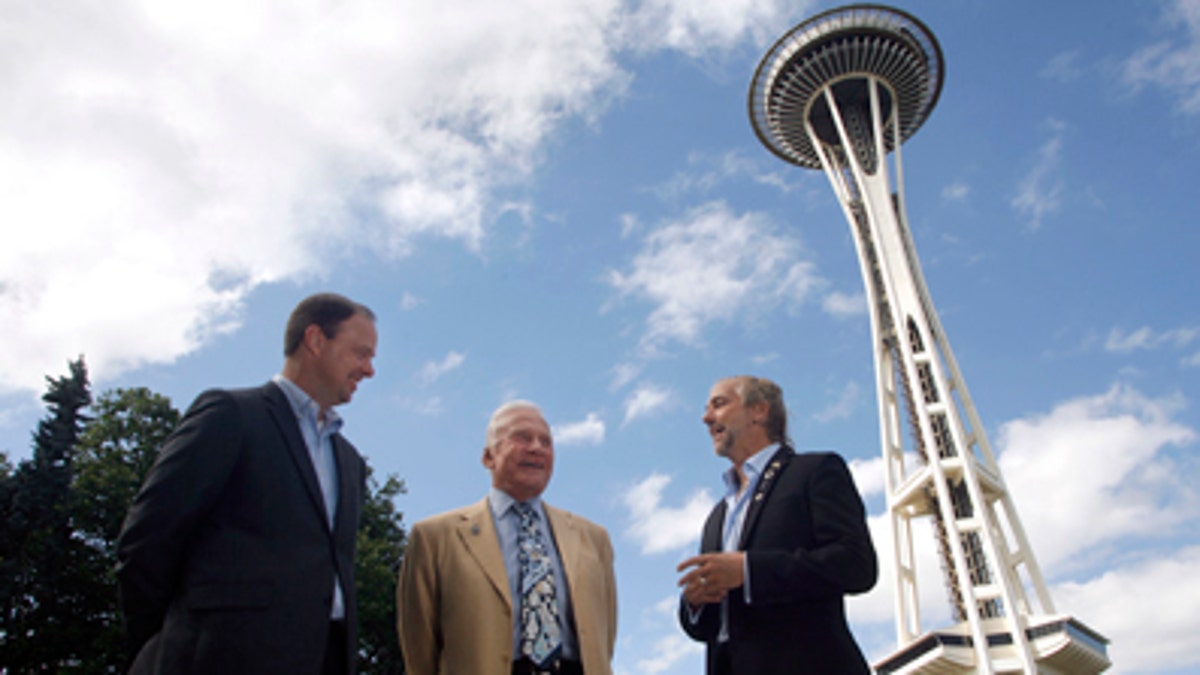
[[71, 387, 182, 670], [0, 358, 95, 672], [356, 470, 408, 673], [73, 388, 180, 558], [0, 364, 408, 673]]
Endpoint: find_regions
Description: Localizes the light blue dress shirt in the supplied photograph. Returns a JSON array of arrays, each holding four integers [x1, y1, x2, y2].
[[700, 442, 779, 642], [488, 487, 578, 660], [273, 374, 346, 620]]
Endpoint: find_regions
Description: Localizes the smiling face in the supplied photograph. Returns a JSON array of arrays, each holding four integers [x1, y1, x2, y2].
[[703, 377, 770, 465], [483, 405, 555, 502], [308, 312, 377, 410]]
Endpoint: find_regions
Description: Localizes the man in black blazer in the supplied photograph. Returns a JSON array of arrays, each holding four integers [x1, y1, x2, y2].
[[116, 292, 378, 675], [677, 375, 877, 675]]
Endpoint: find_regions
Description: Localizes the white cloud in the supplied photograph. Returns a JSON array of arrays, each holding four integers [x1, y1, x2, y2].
[[1104, 325, 1200, 353], [852, 383, 1200, 675], [553, 412, 606, 446], [608, 201, 822, 355], [635, 633, 704, 674], [0, 0, 635, 394], [1123, 0, 1200, 115], [1010, 120, 1066, 231], [847, 456, 887, 500], [1052, 546, 1200, 672], [623, 0, 803, 58], [997, 383, 1197, 573], [405, 395, 444, 417], [1041, 50, 1085, 83], [609, 362, 643, 391], [812, 380, 860, 423], [622, 383, 675, 426], [399, 292, 422, 311], [941, 181, 970, 202], [623, 473, 713, 555], [822, 290, 867, 318], [418, 351, 466, 385]]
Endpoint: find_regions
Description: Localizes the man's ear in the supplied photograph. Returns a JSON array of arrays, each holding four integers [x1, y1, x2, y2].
[[752, 400, 770, 424], [303, 323, 326, 355], [482, 446, 495, 470]]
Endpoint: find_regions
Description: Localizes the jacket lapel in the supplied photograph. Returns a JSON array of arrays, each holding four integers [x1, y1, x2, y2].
[[331, 435, 359, 536], [263, 382, 330, 532], [456, 499, 513, 611], [705, 500, 727, 553], [544, 503, 578, 591], [738, 445, 793, 549]]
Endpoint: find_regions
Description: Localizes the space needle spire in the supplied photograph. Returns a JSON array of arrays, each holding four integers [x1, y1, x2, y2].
[[748, 5, 1110, 673]]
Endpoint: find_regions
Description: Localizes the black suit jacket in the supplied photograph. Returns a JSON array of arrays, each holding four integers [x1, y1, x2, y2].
[[679, 447, 877, 675], [116, 382, 366, 675]]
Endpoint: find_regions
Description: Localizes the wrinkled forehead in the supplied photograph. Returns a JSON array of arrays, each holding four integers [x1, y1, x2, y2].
[[497, 407, 549, 434], [709, 378, 744, 402]]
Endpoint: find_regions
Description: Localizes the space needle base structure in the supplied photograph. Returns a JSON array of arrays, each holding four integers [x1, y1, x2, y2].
[[748, 5, 1109, 673]]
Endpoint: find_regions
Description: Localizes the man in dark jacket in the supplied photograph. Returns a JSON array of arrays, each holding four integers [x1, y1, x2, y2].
[[677, 375, 877, 674], [116, 292, 377, 675]]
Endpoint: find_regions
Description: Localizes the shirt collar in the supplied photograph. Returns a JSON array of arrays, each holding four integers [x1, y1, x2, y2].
[[273, 374, 343, 432], [488, 487, 543, 519], [722, 442, 780, 496]]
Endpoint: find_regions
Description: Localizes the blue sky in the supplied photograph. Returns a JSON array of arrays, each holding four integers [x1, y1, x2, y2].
[[3, 0, 1199, 672]]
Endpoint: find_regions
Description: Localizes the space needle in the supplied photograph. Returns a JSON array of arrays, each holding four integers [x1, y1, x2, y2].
[[748, 5, 1110, 673]]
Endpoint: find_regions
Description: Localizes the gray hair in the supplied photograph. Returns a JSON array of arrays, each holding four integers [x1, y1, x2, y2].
[[485, 400, 544, 448], [732, 375, 788, 444]]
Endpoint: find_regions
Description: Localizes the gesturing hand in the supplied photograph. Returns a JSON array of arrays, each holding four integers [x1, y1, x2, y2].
[[676, 552, 744, 606]]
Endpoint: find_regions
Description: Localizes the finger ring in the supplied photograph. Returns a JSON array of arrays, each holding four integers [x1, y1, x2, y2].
[[701, 576, 708, 586]]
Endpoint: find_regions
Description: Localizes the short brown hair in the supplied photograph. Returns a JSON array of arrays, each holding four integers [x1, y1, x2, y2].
[[283, 293, 375, 356]]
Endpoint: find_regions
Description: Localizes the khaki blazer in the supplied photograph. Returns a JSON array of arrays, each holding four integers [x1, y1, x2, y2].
[[398, 498, 617, 675]]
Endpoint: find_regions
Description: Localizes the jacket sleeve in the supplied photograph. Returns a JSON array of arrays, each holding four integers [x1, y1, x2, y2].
[[677, 506, 724, 642], [115, 390, 245, 656], [397, 521, 441, 675]]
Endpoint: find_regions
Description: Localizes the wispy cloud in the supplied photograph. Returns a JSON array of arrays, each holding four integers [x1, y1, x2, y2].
[[399, 292, 423, 311], [1123, 0, 1200, 115], [1011, 120, 1066, 230], [622, 383, 675, 426], [608, 201, 823, 355], [622, 472, 713, 554], [635, 633, 705, 674], [623, 0, 803, 58], [822, 291, 867, 318], [811, 381, 860, 423], [1104, 325, 1200, 353], [553, 412, 606, 446], [418, 351, 466, 385], [1041, 50, 1085, 82], [941, 181, 970, 202]]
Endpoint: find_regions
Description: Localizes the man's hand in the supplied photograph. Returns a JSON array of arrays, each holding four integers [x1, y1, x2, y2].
[[676, 552, 745, 606]]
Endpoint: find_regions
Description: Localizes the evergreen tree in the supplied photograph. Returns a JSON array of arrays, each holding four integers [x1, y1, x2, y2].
[[0, 358, 93, 672]]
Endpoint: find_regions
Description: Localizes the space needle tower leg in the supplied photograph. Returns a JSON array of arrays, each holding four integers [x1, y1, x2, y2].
[[748, 5, 1110, 673]]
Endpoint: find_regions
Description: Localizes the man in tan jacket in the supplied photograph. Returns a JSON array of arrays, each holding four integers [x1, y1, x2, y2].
[[397, 400, 617, 675]]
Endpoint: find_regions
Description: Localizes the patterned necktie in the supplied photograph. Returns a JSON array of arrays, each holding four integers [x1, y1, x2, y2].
[[515, 502, 562, 666]]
